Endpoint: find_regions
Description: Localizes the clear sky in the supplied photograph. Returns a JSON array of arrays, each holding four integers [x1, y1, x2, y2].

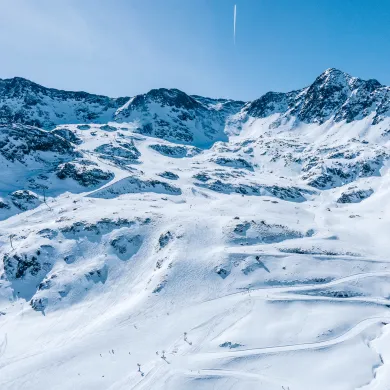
[[1, 0, 389, 101]]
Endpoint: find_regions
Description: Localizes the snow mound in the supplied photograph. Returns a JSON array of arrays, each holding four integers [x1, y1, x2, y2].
[[89, 176, 182, 198]]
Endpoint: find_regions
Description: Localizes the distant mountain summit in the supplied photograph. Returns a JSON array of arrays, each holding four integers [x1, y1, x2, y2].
[[0, 69, 390, 145], [0, 78, 245, 146], [114, 88, 244, 146], [244, 68, 390, 126], [0, 76, 128, 128]]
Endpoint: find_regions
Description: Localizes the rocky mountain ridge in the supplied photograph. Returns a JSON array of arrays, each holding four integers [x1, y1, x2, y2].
[[1, 68, 390, 144], [244, 68, 390, 126]]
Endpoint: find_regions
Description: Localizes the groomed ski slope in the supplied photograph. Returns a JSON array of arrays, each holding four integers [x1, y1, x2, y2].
[[1, 113, 390, 390]]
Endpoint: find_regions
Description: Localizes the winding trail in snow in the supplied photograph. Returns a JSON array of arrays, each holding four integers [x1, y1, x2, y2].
[[0, 334, 7, 359], [202, 270, 390, 305], [185, 368, 292, 388], [127, 267, 390, 390], [193, 316, 390, 360], [128, 314, 390, 390]]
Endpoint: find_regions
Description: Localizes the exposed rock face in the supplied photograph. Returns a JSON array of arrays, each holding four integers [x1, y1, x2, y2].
[[0, 199, 10, 209], [195, 179, 310, 202], [244, 68, 390, 126], [114, 88, 243, 146], [60, 218, 139, 237], [3, 252, 42, 280], [0, 124, 76, 163], [212, 157, 253, 170], [301, 148, 387, 190], [95, 141, 141, 165], [56, 162, 114, 186], [158, 231, 174, 250], [157, 171, 179, 180], [3, 245, 55, 300], [89, 177, 182, 198], [110, 234, 143, 260], [149, 144, 201, 158], [225, 219, 309, 245], [85, 265, 108, 284], [51, 128, 83, 145], [30, 297, 48, 313], [0, 77, 128, 129], [10, 190, 40, 211], [337, 188, 374, 203]]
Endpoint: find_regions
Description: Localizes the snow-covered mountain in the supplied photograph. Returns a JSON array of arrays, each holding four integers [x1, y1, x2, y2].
[[243, 68, 390, 125], [0, 77, 244, 146], [0, 77, 129, 128], [1, 69, 390, 390]]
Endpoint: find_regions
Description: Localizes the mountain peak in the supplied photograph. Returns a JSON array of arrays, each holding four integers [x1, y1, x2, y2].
[[243, 68, 387, 125], [145, 88, 201, 110], [0, 69, 388, 134], [2, 76, 35, 84], [0, 76, 42, 94], [313, 68, 382, 91], [312, 68, 355, 89], [322, 67, 346, 76]]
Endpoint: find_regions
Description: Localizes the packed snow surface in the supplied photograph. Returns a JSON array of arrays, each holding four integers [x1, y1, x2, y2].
[[1, 69, 390, 390]]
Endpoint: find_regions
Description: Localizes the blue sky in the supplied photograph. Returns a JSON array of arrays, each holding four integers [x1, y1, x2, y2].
[[1, 0, 389, 100]]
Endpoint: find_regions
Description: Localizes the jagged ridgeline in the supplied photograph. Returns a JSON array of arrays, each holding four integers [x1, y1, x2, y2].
[[1, 68, 389, 142]]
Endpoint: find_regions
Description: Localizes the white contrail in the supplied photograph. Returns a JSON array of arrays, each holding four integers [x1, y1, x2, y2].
[[234, 4, 237, 45]]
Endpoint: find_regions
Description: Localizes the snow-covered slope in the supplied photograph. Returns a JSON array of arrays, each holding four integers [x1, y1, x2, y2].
[[1, 69, 390, 390]]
